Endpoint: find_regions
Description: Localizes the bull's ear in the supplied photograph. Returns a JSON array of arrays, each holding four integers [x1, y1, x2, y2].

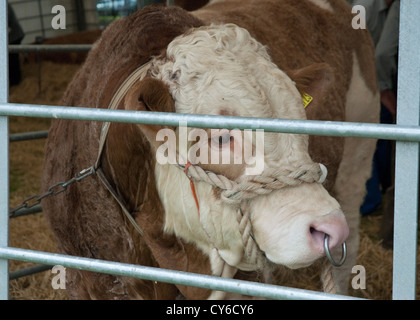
[[124, 77, 175, 144], [287, 63, 334, 109], [125, 77, 175, 113]]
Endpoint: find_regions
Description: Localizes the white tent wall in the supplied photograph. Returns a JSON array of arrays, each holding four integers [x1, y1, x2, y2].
[[9, 0, 99, 44]]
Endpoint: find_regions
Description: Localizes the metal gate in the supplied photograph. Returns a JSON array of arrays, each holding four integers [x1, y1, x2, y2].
[[0, 1, 418, 300]]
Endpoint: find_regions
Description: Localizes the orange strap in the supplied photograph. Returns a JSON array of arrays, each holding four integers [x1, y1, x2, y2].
[[184, 162, 200, 214]]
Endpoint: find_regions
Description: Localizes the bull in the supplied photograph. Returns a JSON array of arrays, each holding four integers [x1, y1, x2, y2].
[[42, 0, 379, 299]]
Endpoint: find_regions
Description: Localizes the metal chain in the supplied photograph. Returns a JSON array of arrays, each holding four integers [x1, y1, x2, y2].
[[9, 166, 96, 218]]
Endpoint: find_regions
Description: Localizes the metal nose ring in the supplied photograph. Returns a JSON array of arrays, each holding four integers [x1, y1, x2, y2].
[[324, 234, 347, 267]]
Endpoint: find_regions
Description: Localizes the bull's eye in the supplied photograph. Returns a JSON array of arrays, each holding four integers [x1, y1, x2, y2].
[[211, 133, 232, 148]]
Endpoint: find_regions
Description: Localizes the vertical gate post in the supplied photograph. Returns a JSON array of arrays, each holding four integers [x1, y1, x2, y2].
[[393, 0, 419, 300], [0, 0, 10, 300]]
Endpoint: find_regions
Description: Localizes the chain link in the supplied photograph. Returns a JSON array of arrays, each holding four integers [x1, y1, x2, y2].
[[9, 166, 96, 218]]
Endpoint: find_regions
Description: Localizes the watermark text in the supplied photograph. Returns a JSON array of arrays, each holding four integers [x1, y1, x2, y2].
[[156, 122, 265, 175]]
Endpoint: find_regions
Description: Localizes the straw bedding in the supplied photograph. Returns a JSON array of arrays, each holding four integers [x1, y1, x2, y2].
[[8, 60, 419, 300]]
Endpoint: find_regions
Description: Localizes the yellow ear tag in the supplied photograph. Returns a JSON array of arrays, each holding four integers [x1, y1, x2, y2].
[[302, 93, 313, 108]]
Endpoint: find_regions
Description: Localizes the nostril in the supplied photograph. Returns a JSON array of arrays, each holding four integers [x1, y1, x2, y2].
[[310, 227, 327, 254], [309, 216, 349, 256]]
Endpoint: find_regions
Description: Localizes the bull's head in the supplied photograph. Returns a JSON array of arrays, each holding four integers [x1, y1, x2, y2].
[[124, 24, 349, 272]]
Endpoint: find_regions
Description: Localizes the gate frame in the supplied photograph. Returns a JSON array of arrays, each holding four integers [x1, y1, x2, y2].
[[392, 0, 420, 300], [0, 1, 418, 300]]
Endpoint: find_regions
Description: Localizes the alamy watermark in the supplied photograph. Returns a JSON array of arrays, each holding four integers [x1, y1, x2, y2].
[[155, 122, 265, 175], [50, 264, 366, 291], [351, 264, 366, 290], [48, 3, 367, 36], [51, 5, 66, 30], [51, 265, 66, 290], [352, 5, 367, 30]]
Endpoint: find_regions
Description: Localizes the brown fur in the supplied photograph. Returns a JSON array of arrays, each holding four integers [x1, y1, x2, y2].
[[42, 1, 378, 299], [174, 0, 209, 11]]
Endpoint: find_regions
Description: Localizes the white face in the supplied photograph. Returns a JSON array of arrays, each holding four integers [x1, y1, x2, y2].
[[150, 24, 349, 271]]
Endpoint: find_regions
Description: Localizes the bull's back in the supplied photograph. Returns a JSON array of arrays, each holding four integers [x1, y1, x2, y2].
[[195, 0, 377, 120]]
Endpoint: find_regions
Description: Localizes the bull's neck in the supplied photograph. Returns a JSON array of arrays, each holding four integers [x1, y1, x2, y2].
[[100, 122, 153, 213]]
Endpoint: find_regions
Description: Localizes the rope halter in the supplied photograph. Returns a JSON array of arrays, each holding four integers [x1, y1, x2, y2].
[[181, 161, 328, 203], [178, 158, 329, 271]]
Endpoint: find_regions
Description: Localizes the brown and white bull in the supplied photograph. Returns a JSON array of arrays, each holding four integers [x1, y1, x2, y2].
[[42, 0, 379, 299]]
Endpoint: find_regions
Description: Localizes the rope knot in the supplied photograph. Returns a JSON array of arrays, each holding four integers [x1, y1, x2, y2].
[[219, 162, 327, 205]]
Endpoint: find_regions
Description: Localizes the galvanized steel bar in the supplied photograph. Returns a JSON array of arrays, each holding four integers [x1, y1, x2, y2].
[[9, 130, 48, 142], [9, 264, 53, 281], [36, 0, 45, 38], [0, 0, 9, 300], [1, 103, 420, 141], [0, 247, 362, 300], [9, 205, 43, 218], [8, 44, 92, 53], [393, 0, 419, 300]]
